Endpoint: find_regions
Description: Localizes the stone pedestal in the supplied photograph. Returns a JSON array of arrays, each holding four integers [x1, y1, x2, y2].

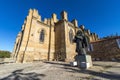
[[70, 61, 77, 66], [75, 55, 93, 69]]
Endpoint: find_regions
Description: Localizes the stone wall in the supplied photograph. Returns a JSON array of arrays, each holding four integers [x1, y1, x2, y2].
[[64, 21, 76, 61], [55, 20, 66, 61], [88, 37, 120, 60], [13, 9, 53, 63]]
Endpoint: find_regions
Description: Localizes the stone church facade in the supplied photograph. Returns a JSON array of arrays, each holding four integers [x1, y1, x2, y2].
[[12, 9, 98, 63]]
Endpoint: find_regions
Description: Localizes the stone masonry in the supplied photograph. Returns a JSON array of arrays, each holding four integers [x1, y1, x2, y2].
[[88, 36, 120, 60]]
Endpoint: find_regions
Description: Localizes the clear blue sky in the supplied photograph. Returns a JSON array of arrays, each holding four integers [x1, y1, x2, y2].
[[0, 0, 120, 52]]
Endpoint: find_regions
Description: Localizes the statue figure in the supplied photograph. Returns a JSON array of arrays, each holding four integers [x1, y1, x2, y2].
[[74, 30, 89, 55]]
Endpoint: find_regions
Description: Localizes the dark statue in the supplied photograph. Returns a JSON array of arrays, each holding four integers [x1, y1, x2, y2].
[[74, 30, 89, 55]]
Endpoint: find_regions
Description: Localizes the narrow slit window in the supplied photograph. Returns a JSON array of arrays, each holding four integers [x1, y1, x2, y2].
[[40, 30, 45, 42], [69, 29, 73, 43]]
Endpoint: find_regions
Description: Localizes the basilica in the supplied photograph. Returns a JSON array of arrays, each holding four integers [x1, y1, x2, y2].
[[12, 9, 98, 63]]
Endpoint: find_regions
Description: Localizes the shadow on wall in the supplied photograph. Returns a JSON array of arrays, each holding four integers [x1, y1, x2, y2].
[[1, 69, 46, 80]]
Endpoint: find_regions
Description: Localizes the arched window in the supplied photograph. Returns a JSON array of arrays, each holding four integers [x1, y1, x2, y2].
[[69, 29, 73, 43], [40, 30, 45, 42]]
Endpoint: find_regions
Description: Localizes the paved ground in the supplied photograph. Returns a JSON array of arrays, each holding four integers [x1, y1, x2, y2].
[[0, 61, 120, 80]]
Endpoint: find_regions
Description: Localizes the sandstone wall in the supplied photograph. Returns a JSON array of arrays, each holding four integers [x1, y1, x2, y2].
[[55, 20, 66, 61], [15, 9, 54, 63], [64, 21, 76, 61]]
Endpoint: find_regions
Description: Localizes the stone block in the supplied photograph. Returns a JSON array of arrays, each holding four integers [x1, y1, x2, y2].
[[76, 55, 92, 69], [70, 61, 77, 66], [80, 62, 90, 69]]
